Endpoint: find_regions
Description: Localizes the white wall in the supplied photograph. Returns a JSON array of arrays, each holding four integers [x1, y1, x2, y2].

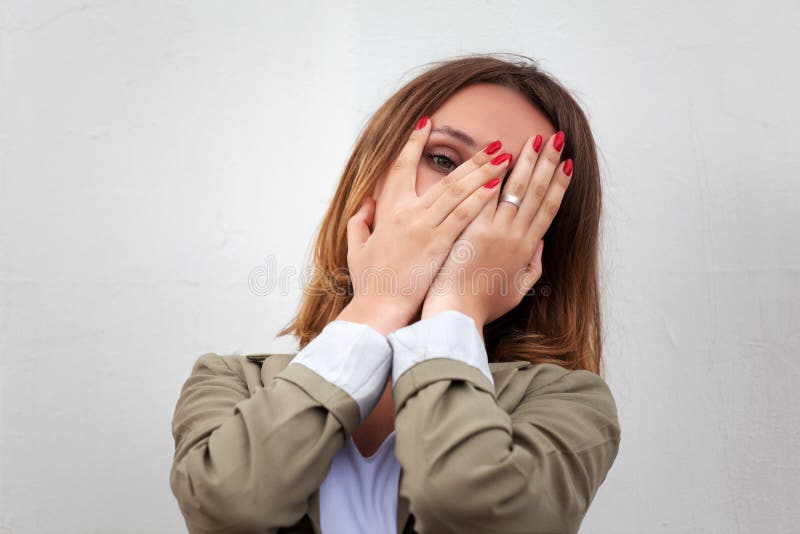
[[1, 1, 797, 532]]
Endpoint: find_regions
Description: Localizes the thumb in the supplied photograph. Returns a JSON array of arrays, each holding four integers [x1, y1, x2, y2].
[[522, 239, 544, 291], [347, 197, 376, 253]]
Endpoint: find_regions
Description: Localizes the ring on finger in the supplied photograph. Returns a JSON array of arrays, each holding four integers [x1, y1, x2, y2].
[[499, 193, 522, 209]]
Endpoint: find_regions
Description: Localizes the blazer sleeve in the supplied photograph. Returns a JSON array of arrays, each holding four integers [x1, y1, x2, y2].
[[169, 320, 392, 533], [387, 310, 621, 534]]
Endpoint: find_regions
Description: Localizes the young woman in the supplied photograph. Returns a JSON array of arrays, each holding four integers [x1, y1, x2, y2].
[[170, 54, 621, 534]]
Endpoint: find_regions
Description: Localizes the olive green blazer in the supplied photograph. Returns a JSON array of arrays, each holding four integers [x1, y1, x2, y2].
[[170, 352, 621, 534]]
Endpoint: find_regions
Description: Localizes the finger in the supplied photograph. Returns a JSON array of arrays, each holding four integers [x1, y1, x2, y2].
[[515, 131, 565, 232], [495, 134, 542, 224], [426, 153, 512, 227], [475, 165, 507, 224], [532, 238, 544, 271], [362, 196, 377, 232], [418, 139, 504, 208], [519, 239, 544, 296], [436, 168, 503, 244], [525, 157, 573, 245], [381, 116, 432, 202], [346, 197, 375, 260]]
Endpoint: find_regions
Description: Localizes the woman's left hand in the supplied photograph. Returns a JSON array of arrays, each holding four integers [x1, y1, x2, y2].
[[421, 131, 574, 332]]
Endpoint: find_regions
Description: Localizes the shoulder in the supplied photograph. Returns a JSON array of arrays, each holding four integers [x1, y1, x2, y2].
[[507, 361, 614, 395], [186, 352, 298, 391], [190, 352, 295, 370], [502, 362, 620, 425]]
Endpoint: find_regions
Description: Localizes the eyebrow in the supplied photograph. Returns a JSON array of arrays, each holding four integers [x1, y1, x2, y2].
[[431, 125, 485, 149]]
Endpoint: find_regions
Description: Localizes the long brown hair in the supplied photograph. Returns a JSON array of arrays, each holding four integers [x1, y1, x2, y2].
[[277, 53, 606, 377]]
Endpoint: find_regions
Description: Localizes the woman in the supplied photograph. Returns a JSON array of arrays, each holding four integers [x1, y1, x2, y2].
[[170, 54, 621, 534]]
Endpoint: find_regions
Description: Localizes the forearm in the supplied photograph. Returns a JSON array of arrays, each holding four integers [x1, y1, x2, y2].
[[171, 316, 394, 532], [387, 310, 621, 533], [170, 355, 359, 533]]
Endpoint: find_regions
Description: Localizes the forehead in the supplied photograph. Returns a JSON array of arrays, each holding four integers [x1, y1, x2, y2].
[[430, 83, 556, 152]]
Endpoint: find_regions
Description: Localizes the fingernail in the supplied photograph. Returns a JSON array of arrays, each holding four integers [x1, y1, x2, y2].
[[553, 131, 565, 151], [563, 158, 573, 176], [532, 135, 543, 153], [491, 152, 512, 166], [415, 116, 428, 130], [483, 177, 501, 189], [484, 140, 502, 155]]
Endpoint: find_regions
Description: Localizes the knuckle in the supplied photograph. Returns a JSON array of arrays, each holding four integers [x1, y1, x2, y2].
[[531, 181, 548, 200], [508, 181, 525, 197], [447, 183, 467, 198], [481, 162, 498, 178], [440, 173, 456, 188], [544, 199, 560, 219], [452, 205, 470, 221], [470, 151, 489, 168], [545, 151, 561, 165]]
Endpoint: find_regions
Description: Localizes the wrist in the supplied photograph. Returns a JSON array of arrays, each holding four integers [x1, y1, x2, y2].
[[336, 298, 412, 336]]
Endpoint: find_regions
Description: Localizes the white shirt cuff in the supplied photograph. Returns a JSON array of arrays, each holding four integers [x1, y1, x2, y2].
[[387, 310, 494, 388], [289, 320, 392, 424]]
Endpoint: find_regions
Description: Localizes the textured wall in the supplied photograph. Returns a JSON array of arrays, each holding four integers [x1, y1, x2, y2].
[[1, 1, 798, 533]]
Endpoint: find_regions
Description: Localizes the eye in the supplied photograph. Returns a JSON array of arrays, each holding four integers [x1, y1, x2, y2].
[[424, 148, 461, 174]]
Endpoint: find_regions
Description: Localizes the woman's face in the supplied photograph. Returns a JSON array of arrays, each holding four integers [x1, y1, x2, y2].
[[372, 82, 557, 224]]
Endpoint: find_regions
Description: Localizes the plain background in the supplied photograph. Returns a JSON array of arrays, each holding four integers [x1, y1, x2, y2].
[[2, 1, 798, 533]]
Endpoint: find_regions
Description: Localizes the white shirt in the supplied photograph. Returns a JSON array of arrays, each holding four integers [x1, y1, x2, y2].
[[318, 429, 400, 533], [288, 309, 495, 534]]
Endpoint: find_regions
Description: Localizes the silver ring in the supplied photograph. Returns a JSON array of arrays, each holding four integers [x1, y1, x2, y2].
[[499, 193, 522, 209]]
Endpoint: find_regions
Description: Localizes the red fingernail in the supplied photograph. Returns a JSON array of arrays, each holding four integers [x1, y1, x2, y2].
[[483, 177, 501, 189], [491, 152, 512, 166], [484, 140, 502, 155], [563, 158, 573, 176], [415, 116, 428, 130], [553, 131, 565, 151], [532, 135, 543, 153]]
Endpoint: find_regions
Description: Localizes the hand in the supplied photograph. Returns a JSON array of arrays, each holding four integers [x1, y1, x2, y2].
[[337, 116, 513, 335], [421, 131, 574, 332]]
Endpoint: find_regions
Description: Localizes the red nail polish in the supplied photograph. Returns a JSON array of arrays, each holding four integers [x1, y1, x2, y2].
[[491, 152, 512, 166], [553, 131, 565, 151], [484, 140, 502, 155], [415, 116, 428, 130], [563, 158, 573, 176], [532, 135, 543, 153], [483, 177, 501, 189]]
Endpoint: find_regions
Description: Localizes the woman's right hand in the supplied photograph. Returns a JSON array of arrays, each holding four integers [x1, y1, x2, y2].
[[337, 116, 512, 335]]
